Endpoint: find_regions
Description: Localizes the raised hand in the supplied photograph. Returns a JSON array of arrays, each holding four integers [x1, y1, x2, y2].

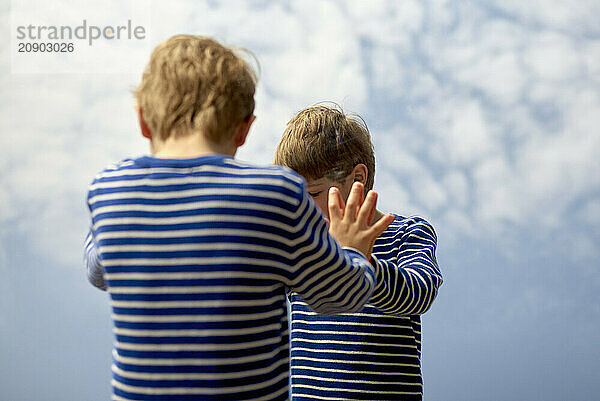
[[327, 182, 395, 259]]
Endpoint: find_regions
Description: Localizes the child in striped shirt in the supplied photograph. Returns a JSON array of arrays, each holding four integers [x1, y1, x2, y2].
[[274, 105, 444, 400], [83, 35, 393, 401]]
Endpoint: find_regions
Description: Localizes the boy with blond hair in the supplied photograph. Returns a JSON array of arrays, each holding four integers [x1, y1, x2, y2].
[[274, 104, 443, 400], [84, 36, 393, 401]]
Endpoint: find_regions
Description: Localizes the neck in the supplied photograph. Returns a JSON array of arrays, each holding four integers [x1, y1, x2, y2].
[[151, 132, 237, 159]]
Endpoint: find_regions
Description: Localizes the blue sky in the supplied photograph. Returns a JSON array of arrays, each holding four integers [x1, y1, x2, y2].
[[1, 0, 599, 400]]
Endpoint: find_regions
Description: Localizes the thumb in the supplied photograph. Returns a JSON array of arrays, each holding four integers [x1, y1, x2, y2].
[[368, 213, 395, 239]]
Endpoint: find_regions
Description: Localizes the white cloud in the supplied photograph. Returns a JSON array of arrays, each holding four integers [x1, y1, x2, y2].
[[432, 99, 498, 166], [375, 170, 413, 216], [414, 174, 448, 214], [489, 0, 600, 35], [576, 198, 600, 227], [3, 3, 600, 400], [523, 32, 585, 82], [430, 18, 528, 105], [371, 45, 405, 91], [2, 0, 599, 268], [442, 170, 470, 209], [347, 0, 423, 49], [438, 209, 474, 241], [473, 156, 521, 225]]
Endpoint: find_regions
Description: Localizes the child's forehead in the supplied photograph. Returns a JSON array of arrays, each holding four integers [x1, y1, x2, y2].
[[306, 177, 332, 187]]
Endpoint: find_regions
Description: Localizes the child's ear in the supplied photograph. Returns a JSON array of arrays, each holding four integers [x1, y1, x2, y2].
[[233, 115, 256, 148], [136, 106, 153, 140], [351, 164, 368, 185]]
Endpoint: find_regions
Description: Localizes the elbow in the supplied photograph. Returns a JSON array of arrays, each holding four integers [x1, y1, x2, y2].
[[87, 273, 108, 291], [86, 262, 108, 291], [409, 272, 443, 315], [372, 283, 440, 316], [410, 285, 441, 315]]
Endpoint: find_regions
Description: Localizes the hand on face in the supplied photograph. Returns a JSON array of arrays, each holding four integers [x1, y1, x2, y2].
[[327, 182, 394, 259]]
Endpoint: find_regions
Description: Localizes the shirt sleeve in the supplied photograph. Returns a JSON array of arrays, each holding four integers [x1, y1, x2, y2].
[[84, 228, 107, 291], [283, 187, 378, 315], [369, 216, 443, 315]]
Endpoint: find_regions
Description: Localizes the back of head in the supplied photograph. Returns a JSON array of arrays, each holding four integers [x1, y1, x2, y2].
[[274, 104, 376, 191], [135, 35, 257, 143]]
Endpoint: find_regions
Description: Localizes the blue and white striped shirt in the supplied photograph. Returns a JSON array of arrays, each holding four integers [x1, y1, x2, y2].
[[84, 154, 380, 401], [290, 215, 443, 400]]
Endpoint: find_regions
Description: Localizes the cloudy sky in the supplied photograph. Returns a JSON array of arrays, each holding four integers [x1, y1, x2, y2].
[[1, 0, 599, 400]]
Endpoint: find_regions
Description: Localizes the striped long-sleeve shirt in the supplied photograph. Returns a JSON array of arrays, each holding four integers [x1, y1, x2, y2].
[[290, 215, 443, 400], [84, 154, 381, 401]]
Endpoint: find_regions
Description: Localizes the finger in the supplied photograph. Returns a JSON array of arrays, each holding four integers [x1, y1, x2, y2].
[[354, 183, 364, 220], [357, 190, 377, 227], [327, 187, 344, 223], [367, 201, 375, 226], [367, 213, 395, 239], [344, 182, 364, 222]]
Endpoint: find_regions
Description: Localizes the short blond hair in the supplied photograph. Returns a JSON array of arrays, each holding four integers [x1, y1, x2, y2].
[[274, 104, 376, 192], [135, 35, 257, 143]]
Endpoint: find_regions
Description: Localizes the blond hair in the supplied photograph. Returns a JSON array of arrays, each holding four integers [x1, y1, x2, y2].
[[274, 104, 376, 191], [135, 35, 257, 143]]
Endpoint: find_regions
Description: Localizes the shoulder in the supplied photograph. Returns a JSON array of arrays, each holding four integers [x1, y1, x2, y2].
[[222, 158, 307, 193], [222, 158, 304, 183], [386, 215, 437, 244], [88, 156, 142, 186]]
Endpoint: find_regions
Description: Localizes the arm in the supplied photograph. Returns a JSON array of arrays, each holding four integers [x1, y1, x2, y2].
[[84, 229, 107, 291], [285, 183, 391, 315], [369, 217, 443, 315]]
